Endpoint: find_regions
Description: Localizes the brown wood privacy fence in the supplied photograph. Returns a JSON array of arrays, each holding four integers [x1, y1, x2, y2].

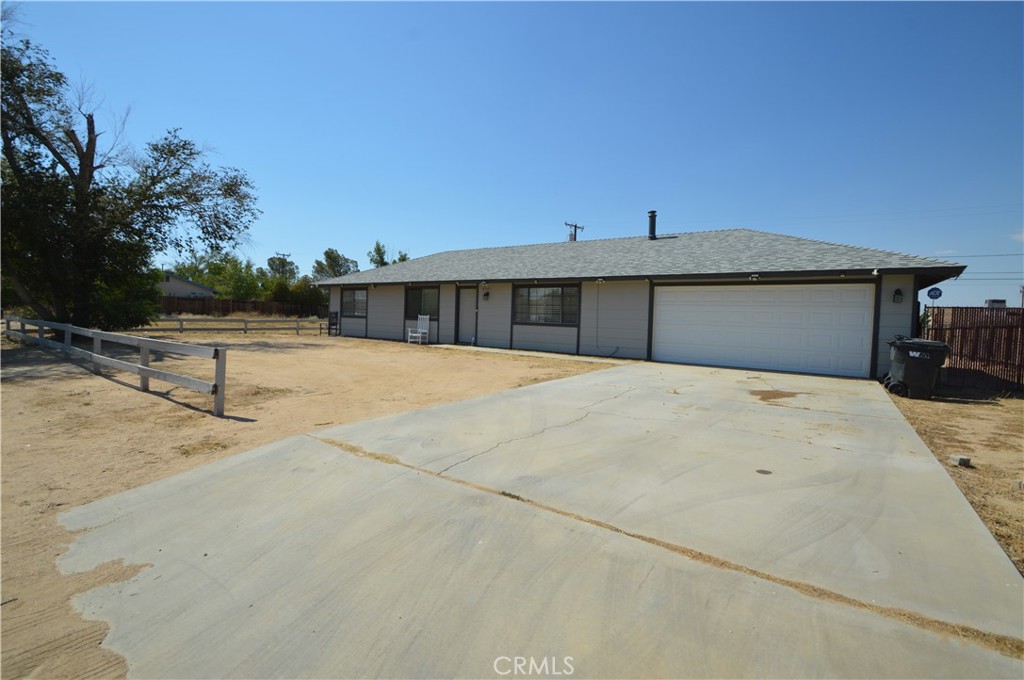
[[924, 306, 1024, 391], [160, 296, 327, 318]]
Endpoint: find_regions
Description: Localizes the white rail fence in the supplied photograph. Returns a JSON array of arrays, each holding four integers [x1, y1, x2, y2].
[[4, 317, 227, 416], [133, 317, 323, 335]]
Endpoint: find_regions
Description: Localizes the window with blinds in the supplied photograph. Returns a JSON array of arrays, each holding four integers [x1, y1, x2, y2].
[[341, 289, 367, 317], [405, 287, 439, 320], [513, 286, 579, 325]]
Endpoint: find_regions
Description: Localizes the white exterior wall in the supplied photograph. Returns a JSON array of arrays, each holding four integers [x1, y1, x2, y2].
[[457, 287, 479, 343], [438, 284, 456, 345], [476, 283, 512, 348], [329, 287, 341, 315], [337, 275, 909, 376], [367, 285, 405, 340], [512, 324, 577, 354], [340, 317, 367, 337], [875, 274, 915, 376], [578, 280, 650, 359]]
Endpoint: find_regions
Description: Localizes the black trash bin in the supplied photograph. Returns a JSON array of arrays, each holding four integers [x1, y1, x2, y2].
[[883, 336, 949, 399]]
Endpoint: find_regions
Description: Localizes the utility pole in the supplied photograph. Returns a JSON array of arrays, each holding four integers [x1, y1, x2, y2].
[[565, 222, 585, 242]]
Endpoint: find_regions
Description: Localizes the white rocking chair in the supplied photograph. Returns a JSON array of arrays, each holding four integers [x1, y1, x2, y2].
[[408, 314, 430, 344]]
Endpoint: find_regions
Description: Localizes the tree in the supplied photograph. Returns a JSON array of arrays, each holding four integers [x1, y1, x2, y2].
[[367, 240, 410, 268], [218, 255, 262, 301], [171, 249, 262, 300], [1, 28, 259, 328], [267, 278, 292, 303], [290, 275, 327, 308], [368, 240, 389, 268], [262, 252, 299, 285], [312, 248, 358, 280], [255, 252, 299, 300]]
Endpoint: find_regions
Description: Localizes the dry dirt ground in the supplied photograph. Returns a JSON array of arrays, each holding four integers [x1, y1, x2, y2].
[[1, 332, 1021, 679], [889, 386, 1024, 576], [0, 333, 610, 679]]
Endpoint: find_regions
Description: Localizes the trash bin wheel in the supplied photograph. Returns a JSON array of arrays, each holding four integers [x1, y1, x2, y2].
[[887, 381, 908, 397], [881, 373, 893, 387]]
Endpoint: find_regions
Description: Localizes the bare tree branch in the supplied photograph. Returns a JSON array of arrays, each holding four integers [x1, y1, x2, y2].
[[12, 89, 78, 180]]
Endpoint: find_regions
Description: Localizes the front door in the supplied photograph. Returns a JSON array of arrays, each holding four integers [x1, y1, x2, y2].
[[457, 287, 477, 344]]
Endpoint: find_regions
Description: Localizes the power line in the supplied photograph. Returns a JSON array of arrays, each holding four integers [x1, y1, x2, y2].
[[946, 253, 1022, 258]]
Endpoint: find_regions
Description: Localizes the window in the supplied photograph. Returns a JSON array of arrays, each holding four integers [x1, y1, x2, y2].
[[514, 286, 579, 325], [405, 287, 439, 320], [342, 289, 367, 317]]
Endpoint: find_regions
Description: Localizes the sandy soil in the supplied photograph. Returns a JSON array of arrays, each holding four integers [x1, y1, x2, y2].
[[1, 334, 610, 679], [889, 387, 1024, 576]]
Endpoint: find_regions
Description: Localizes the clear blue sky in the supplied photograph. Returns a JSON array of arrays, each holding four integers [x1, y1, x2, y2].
[[13, 0, 1024, 306]]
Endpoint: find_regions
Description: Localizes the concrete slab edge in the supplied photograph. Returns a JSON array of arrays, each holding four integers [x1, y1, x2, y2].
[[311, 433, 1024, 662]]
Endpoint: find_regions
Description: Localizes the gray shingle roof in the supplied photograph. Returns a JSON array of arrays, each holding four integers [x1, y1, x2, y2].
[[320, 229, 964, 286]]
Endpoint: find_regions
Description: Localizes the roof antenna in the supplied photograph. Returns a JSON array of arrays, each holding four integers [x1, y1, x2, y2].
[[565, 222, 585, 242]]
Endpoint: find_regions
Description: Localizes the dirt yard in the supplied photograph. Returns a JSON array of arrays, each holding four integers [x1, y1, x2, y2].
[[2, 332, 1022, 679], [889, 386, 1024, 576], [0, 333, 611, 679]]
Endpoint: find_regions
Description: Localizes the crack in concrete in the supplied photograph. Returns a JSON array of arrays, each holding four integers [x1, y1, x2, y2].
[[312, 434, 1024, 661], [437, 412, 592, 474], [435, 387, 636, 475]]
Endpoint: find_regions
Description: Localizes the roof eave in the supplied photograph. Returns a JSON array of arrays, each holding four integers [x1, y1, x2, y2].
[[317, 265, 966, 288]]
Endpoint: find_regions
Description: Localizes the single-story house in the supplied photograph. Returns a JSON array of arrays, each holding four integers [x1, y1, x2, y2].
[[158, 272, 218, 299], [319, 213, 965, 379]]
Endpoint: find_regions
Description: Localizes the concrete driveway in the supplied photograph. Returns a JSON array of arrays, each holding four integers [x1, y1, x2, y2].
[[60, 363, 1023, 678]]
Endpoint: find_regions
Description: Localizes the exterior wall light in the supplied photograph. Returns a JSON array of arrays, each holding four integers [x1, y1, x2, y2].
[[482, 291, 490, 300], [893, 289, 903, 304]]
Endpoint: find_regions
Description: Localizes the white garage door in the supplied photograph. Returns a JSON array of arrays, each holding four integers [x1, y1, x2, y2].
[[652, 284, 874, 377]]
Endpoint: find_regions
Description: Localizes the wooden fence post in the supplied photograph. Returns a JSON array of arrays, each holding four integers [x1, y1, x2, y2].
[[243, 319, 248, 334], [140, 346, 150, 392], [178, 319, 184, 333], [93, 336, 101, 371], [63, 328, 72, 353], [296, 319, 300, 335], [213, 347, 227, 417], [37, 324, 44, 342]]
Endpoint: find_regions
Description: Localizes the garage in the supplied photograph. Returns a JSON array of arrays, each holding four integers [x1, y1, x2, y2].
[[652, 283, 875, 377]]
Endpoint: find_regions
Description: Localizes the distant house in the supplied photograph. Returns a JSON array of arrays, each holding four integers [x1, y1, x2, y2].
[[319, 213, 965, 379], [158, 272, 218, 299]]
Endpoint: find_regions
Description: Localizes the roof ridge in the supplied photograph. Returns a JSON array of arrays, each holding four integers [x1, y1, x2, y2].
[[422, 227, 755, 257]]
